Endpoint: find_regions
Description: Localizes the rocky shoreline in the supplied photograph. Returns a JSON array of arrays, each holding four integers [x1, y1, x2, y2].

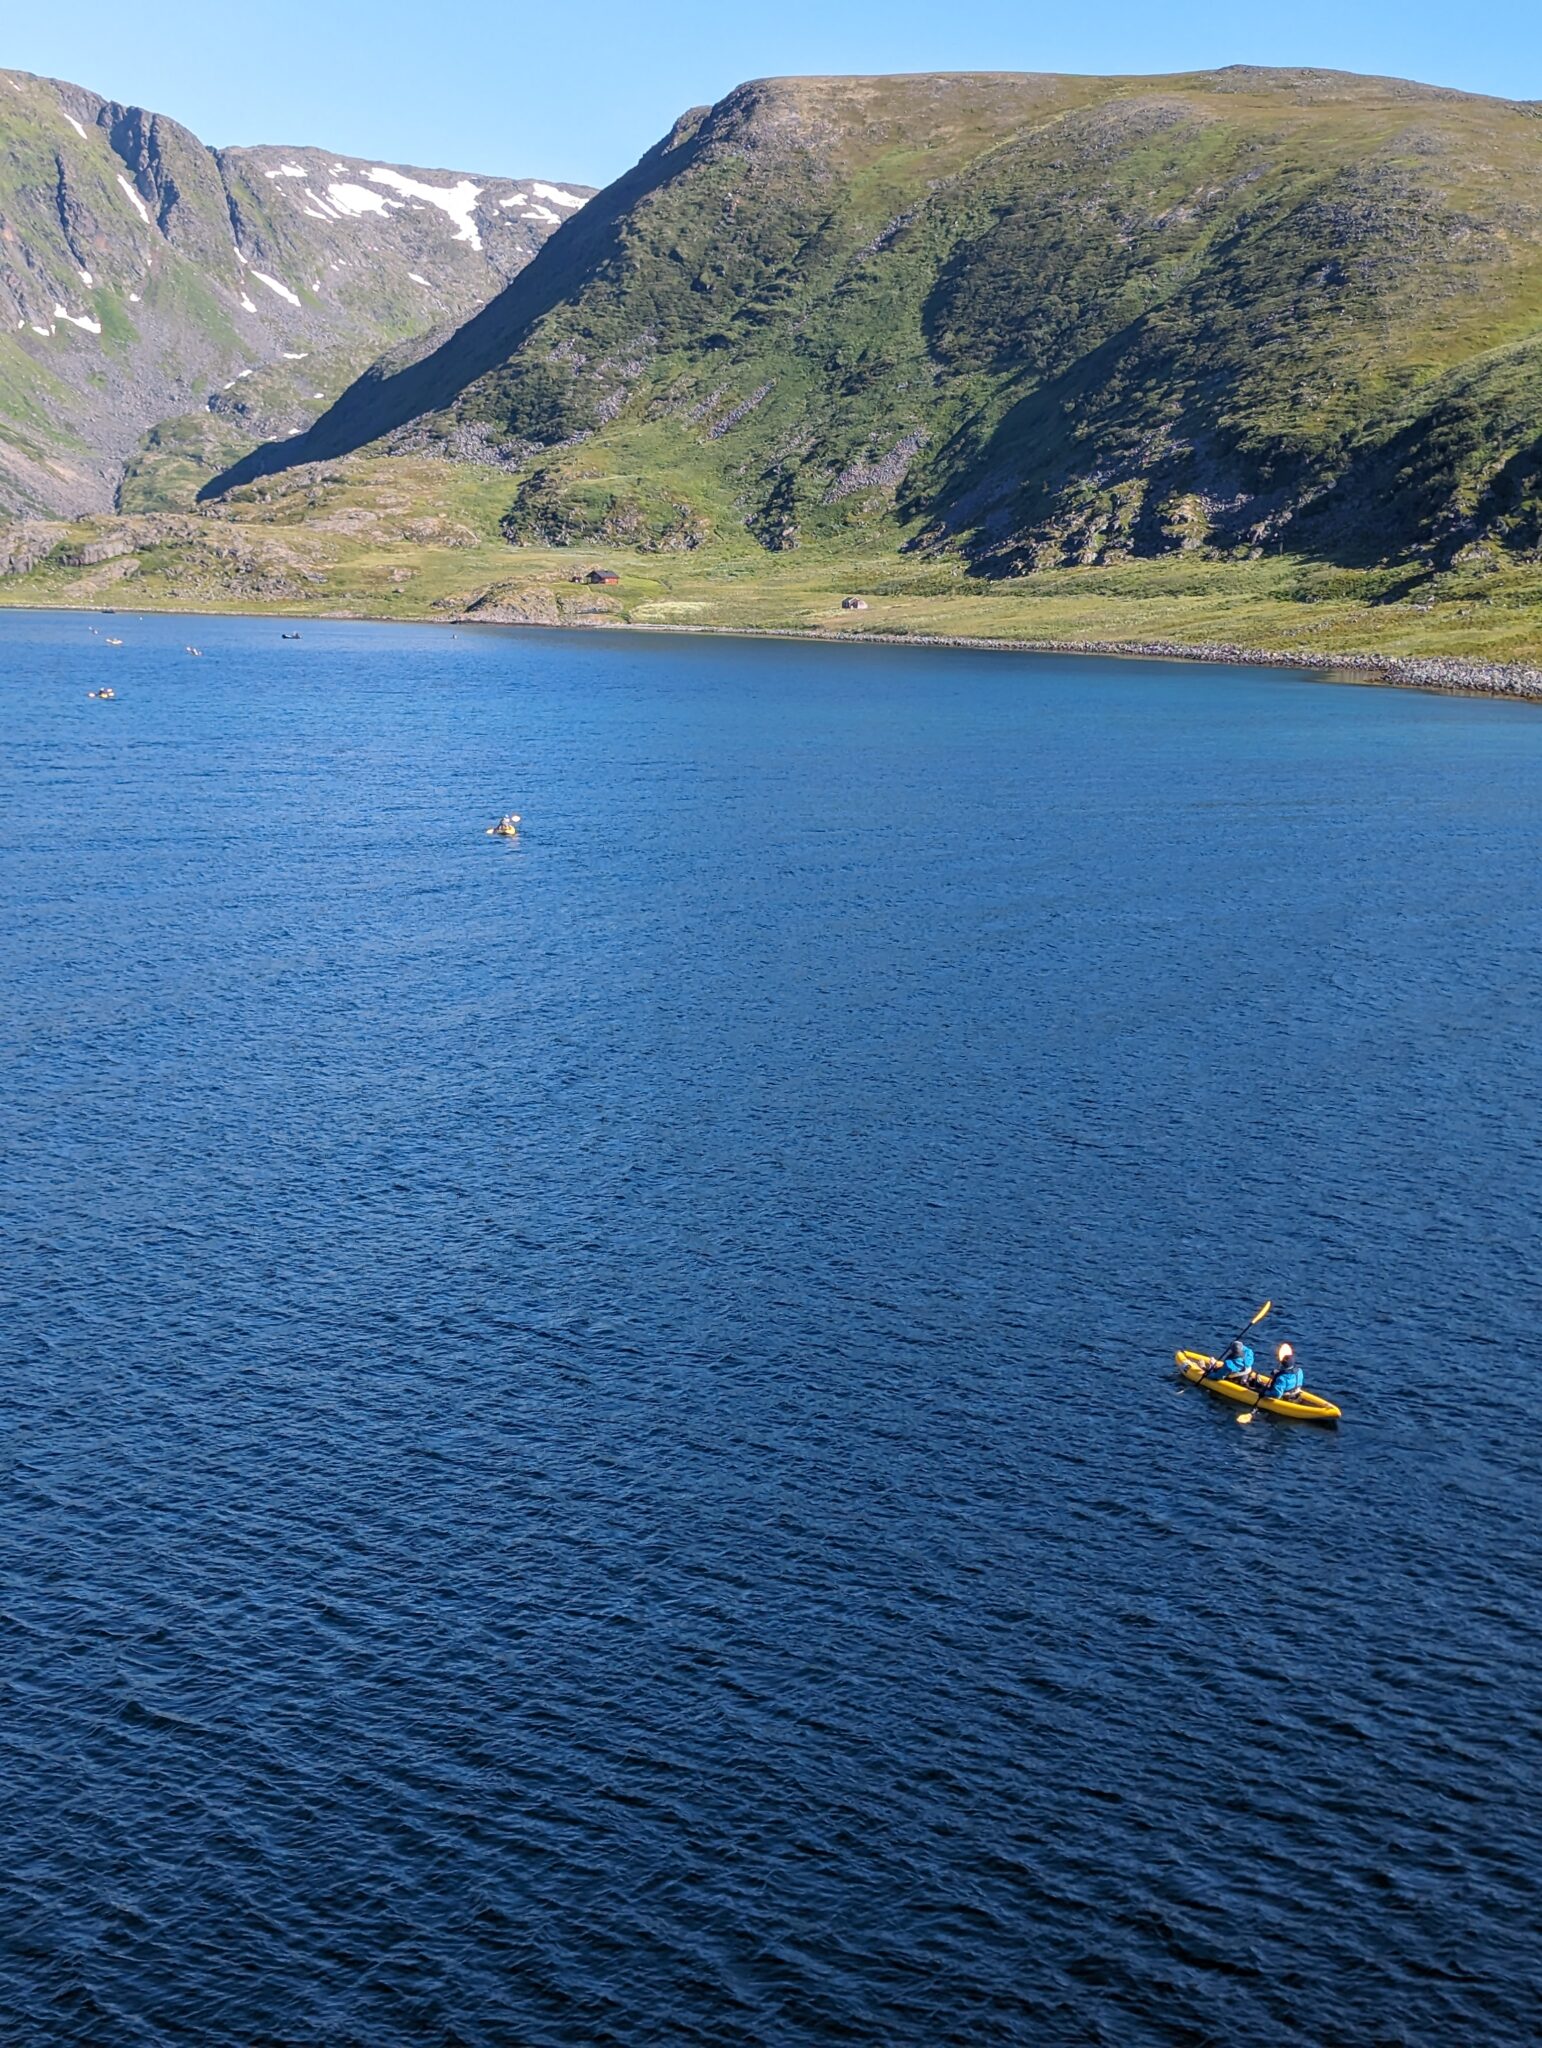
[[998, 637, 1542, 701], [603, 623, 1542, 702]]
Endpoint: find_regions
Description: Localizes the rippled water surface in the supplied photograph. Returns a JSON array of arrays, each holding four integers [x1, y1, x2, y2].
[[2, 611, 1539, 2045]]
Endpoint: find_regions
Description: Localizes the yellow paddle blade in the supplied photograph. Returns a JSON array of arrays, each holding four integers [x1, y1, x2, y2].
[[1249, 1301, 1273, 1326]]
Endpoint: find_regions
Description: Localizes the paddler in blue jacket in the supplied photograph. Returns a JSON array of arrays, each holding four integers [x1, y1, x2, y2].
[[1209, 1339, 1255, 1380], [1259, 1342, 1305, 1399]]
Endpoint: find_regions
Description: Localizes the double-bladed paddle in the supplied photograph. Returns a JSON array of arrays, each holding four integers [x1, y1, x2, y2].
[[1228, 1301, 1276, 1426], [1186, 1300, 1273, 1424]]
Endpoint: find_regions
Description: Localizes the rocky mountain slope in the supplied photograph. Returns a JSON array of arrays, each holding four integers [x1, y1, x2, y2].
[[211, 68, 1542, 576], [0, 67, 591, 514]]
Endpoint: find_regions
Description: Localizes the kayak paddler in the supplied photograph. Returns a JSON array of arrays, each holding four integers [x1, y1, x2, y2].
[[1208, 1339, 1254, 1381], [1258, 1342, 1305, 1400]]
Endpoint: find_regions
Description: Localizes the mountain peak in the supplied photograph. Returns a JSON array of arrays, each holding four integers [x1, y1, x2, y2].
[[0, 67, 593, 515], [207, 65, 1542, 574]]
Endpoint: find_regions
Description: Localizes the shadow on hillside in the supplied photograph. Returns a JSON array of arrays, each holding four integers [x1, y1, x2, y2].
[[928, 315, 1542, 581], [919, 315, 1246, 567], [199, 122, 709, 500], [1292, 417, 1542, 573]]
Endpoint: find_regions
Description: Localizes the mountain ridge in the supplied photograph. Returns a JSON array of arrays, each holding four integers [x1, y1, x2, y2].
[[0, 67, 593, 514], [206, 66, 1542, 578]]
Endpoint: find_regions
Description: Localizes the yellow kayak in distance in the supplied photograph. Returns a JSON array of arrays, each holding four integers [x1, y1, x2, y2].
[[1175, 1351, 1342, 1424]]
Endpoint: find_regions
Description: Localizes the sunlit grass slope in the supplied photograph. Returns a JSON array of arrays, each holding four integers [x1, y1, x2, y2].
[[215, 68, 1542, 586], [8, 454, 1539, 678]]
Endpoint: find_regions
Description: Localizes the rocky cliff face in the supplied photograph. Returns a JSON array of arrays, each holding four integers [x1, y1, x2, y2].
[[0, 67, 592, 514], [210, 68, 1542, 575]]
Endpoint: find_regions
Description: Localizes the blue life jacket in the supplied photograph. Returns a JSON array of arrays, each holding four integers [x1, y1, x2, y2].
[[1212, 1345, 1253, 1378], [1269, 1362, 1305, 1399]]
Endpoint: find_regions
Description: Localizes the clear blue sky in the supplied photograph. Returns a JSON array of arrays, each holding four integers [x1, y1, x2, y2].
[[8, 0, 1541, 187]]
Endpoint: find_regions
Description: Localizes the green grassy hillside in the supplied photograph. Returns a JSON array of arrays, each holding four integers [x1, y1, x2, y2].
[[214, 68, 1542, 587], [6, 450, 1538, 693]]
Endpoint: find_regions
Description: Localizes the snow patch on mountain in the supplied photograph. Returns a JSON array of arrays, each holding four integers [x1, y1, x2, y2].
[[366, 167, 483, 248], [326, 182, 392, 218], [251, 270, 301, 307], [116, 174, 151, 226]]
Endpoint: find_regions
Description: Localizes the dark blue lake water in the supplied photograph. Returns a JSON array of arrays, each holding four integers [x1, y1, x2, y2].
[[1, 609, 1538, 2045]]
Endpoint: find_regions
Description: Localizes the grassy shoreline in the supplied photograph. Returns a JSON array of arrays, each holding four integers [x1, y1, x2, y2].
[[4, 454, 1539, 700]]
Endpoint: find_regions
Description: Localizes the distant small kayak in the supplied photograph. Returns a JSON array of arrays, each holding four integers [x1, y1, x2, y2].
[[1175, 1351, 1342, 1423]]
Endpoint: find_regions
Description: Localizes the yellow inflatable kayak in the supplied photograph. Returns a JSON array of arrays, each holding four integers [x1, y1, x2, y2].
[[1175, 1351, 1342, 1423]]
